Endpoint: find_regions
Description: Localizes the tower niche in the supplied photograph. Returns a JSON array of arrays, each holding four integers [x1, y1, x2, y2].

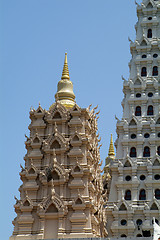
[[104, 0, 160, 238], [10, 54, 106, 239]]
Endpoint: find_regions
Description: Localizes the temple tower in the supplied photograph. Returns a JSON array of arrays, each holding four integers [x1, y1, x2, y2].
[[10, 53, 106, 239], [104, 0, 160, 238]]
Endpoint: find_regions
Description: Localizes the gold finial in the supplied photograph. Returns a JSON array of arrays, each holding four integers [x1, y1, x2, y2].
[[52, 53, 75, 109], [108, 134, 115, 157], [61, 53, 70, 80]]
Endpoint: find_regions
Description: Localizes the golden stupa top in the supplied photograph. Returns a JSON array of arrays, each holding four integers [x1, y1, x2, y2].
[[108, 134, 115, 157], [54, 53, 75, 109], [61, 53, 70, 80]]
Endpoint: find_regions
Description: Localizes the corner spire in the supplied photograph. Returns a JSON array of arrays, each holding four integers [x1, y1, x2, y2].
[[53, 53, 76, 109], [108, 134, 115, 157], [61, 53, 70, 80]]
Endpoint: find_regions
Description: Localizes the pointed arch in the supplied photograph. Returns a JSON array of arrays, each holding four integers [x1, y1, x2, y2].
[[52, 170, 60, 180], [50, 140, 61, 149], [53, 111, 62, 119], [71, 104, 81, 113], [46, 203, 58, 213], [28, 167, 36, 174], [147, 2, 153, 9], [74, 165, 81, 172], [33, 137, 40, 143], [124, 160, 132, 167], [45, 130, 67, 152], [70, 133, 82, 146], [40, 192, 65, 213], [141, 39, 147, 46], [36, 105, 44, 114], [150, 203, 158, 210], [75, 198, 83, 204], [49, 102, 68, 120], [153, 159, 160, 166], [21, 197, 33, 209], [156, 118, 160, 124], [47, 168, 61, 182], [32, 134, 41, 145], [73, 106, 79, 111], [138, 35, 150, 48], [134, 78, 142, 85], [37, 109, 42, 113], [119, 203, 127, 211], [23, 200, 30, 206], [129, 119, 137, 126], [72, 135, 79, 141], [46, 160, 68, 183]]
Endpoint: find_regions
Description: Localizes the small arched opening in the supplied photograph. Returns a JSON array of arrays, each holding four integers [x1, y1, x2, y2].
[[139, 189, 146, 200], [143, 146, 150, 157], [141, 67, 147, 77], [147, 29, 152, 38], [155, 189, 160, 200], [157, 146, 160, 156], [147, 105, 154, 116], [130, 147, 137, 158], [152, 66, 158, 76], [125, 190, 131, 201], [135, 106, 141, 116]]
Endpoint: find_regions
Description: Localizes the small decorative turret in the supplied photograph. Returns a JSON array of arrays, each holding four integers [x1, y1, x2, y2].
[[55, 53, 75, 108], [105, 134, 115, 167], [103, 134, 115, 178], [108, 134, 115, 158], [103, 134, 114, 203]]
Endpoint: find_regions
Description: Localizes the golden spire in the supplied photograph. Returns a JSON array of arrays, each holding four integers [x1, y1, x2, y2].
[[108, 134, 115, 157], [54, 53, 75, 109], [105, 134, 115, 167], [61, 53, 70, 80]]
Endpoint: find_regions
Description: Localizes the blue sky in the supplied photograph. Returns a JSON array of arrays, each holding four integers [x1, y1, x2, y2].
[[1, 0, 141, 239]]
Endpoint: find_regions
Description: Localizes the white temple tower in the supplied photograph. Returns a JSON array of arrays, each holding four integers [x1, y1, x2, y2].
[[10, 53, 106, 239], [105, 0, 160, 238]]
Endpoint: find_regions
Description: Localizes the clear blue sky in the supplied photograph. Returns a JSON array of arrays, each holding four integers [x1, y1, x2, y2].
[[1, 0, 141, 239]]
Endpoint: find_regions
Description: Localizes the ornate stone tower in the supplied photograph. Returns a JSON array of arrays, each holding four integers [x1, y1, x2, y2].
[[10, 53, 106, 239], [104, 0, 160, 238]]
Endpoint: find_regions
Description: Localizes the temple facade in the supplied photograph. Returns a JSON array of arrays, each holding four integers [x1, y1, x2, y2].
[[104, 0, 160, 238], [10, 54, 106, 239]]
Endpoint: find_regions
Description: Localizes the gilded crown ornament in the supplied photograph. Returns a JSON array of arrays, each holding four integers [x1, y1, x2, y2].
[[54, 53, 75, 108]]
